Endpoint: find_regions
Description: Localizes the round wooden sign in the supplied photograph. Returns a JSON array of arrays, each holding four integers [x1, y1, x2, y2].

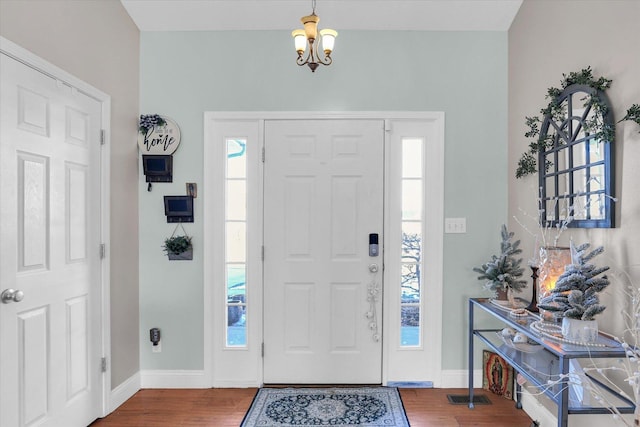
[[137, 115, 181, 155]]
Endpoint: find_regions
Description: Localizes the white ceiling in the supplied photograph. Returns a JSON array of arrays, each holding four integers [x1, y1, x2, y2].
[[120, 0, 523, 32]]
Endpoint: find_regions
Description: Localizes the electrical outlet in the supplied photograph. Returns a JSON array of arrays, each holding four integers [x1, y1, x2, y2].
[[445, 217, 467, 234], [150, 327, 161, 352]]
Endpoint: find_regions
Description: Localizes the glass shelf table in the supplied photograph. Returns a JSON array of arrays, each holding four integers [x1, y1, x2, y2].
[[468, 298, 635, 427]]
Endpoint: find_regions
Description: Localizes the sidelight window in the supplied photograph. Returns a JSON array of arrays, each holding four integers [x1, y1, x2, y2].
[[400, 138, 423, 347], [225, 138, 247, 347]]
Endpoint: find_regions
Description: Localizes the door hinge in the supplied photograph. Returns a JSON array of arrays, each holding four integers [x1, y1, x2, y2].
[[261, 245, 265, 261], [99, 243, 106, 259], [261, 342, 264, 358], [101, 357, 107, 373], [100, 129, 106, 145], [261, 147, 265, 163]]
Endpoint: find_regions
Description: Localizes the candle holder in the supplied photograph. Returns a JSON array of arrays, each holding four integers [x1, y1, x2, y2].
[[526, 266, 539, 313], [538, 246, 571, 321]]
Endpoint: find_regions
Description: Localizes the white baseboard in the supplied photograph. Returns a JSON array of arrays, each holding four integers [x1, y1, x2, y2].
[[213, 379, 262, 388], [109, 372, 141, 414], [140, 370, 208, 388], [439, 369, 482, 388], [520, 388, 556, 426]]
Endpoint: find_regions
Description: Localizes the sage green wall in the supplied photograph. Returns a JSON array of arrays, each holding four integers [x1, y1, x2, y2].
[[0, 0, 140, 390], [139, 30, 508, 371]]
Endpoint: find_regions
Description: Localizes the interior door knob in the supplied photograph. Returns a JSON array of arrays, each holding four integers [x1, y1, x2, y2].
[[1, 288, 24, 304]]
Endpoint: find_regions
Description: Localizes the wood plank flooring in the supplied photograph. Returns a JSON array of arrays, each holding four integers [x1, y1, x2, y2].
[[90, 388, 533, 426]]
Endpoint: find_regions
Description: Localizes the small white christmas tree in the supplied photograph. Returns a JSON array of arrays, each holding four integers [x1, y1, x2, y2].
[[473, 224, 527, 296], [538, 241, 610, 320]]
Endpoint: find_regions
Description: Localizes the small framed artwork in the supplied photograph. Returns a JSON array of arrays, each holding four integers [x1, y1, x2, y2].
[[186, 182, 197, 198], [482, 350, 514, 399]]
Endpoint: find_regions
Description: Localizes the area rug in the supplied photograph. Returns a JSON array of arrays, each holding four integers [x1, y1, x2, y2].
[[240, 387, 410, 426]]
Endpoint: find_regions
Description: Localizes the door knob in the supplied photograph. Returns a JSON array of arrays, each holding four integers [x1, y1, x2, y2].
[[369, 263, 379, 273], [1, 289, 24, 304]]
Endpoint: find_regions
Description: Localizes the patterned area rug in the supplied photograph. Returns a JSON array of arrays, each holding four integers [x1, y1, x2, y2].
[[241, 387, 410, 426]]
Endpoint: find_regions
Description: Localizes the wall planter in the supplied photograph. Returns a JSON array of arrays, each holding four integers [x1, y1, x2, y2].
[[167, 248, 192, 261], [163, 225, 193, 261]]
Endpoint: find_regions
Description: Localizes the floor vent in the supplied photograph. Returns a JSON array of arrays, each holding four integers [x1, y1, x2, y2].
[[446, 394, 491, 405]]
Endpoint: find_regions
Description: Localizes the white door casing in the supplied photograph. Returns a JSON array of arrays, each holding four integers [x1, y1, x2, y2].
[[204, 112, 444, 388], [263, 119, 384, 384], [0, 39, 108, 426]]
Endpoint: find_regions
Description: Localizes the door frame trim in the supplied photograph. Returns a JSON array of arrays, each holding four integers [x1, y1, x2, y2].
[[203, 111, 444, 387], [0, 36, 112, 417]]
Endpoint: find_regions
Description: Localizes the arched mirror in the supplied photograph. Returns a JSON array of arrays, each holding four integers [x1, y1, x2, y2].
[[538, 84, 615, 228]]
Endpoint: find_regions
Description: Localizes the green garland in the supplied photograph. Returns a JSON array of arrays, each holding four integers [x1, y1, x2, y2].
[[516, 67, 639, 179], [620, 104, 640, 130]]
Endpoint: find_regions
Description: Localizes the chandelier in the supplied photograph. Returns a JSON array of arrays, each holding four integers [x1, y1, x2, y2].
[[291, 0, 337, 72]]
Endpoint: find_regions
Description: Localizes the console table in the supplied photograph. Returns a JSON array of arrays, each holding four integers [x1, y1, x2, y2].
[[468, 298, 635, 427]]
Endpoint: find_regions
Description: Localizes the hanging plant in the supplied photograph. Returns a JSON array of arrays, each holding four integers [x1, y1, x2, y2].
[[162, 224, 193, 260], [163, 235, 192, 255]]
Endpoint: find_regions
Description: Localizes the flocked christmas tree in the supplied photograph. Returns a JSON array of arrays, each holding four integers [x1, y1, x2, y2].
[[473, 224, 527, 297], [538, 241, 610, 320]]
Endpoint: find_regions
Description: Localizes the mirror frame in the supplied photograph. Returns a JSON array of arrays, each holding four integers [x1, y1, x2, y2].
[[538, 84, 615, 228]]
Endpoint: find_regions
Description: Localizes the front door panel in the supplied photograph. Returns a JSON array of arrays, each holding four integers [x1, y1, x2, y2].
[[263, 119, 384, 384]]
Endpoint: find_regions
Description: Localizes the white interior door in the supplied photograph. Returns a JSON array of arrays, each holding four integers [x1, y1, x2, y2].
[[0, 51, 103, 426], [263, 119, 384, 384]]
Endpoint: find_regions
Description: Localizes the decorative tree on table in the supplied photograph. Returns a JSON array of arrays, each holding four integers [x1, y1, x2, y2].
[[538, 242, 610, 321], [473, 225, 527, 303]]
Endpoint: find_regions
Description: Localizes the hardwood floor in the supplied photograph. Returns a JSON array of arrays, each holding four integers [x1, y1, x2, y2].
[[90, 388, 533, 426]]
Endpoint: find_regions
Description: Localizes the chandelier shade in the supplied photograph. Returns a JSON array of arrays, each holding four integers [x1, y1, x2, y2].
[[292, 0, 337, 72], [320, 29, 337, 54], [302, 14, 319, 39], [292, 29, 307, 54]]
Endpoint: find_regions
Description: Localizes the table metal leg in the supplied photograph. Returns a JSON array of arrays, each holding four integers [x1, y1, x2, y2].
[[468, 299, 475, 409], [515, 379, 522, 409], [558, 356, 569, 427]]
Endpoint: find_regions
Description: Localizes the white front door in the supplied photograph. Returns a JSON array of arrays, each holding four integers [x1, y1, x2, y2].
[[0, 51, 103, 426], [263, 119, 384, 384]]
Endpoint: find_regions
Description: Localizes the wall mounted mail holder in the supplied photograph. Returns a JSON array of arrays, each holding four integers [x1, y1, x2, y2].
[[164, 195, 194, 223], [143, 155, 173, 183]]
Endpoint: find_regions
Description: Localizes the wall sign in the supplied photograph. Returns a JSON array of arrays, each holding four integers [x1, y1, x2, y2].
[[137, 114, 181, 155]]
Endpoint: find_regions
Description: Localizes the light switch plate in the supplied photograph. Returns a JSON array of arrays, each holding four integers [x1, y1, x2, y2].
[[445, 217, 467, 234]]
